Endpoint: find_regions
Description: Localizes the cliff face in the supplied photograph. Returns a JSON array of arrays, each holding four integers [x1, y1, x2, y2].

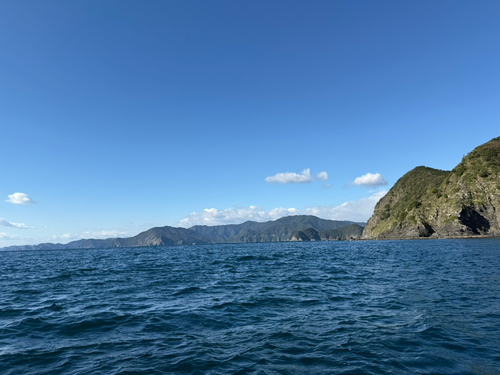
[[363, 137, 500, 239], [292, 224, 364, 241]]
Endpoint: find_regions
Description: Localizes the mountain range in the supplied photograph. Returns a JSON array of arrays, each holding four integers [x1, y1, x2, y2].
[[1, 216, 366, 251]]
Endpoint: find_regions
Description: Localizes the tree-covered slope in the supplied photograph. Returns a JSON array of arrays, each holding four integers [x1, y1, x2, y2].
[[319, 224, 365, 240], [363, 137, 500, 239], [190, 215, 363, 243], [292, 224, 364, 241]]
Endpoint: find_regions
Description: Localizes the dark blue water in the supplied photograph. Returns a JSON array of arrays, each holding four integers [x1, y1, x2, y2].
[[1, 240, 500, 374]]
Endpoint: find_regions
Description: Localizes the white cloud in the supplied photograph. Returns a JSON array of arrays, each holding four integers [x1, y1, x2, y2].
[[316, 171, 328, 181], [296, 190, 387, 222], [0, 218, 28, 229], [85, 230, 128, 238], [178, 191, 387, 227], [266, 169, 312, 184], [349, 173, 388, 187], [0, 228, 131, 247], [51, 229, 129, 243], [6, 192, 35, 205], [179, 206, 295, 227], [265, 169, 328, 184], [0, 232, 22, 241]]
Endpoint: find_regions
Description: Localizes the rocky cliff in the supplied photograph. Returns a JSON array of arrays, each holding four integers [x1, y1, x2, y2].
[[292, 224, 364, 241], [363, 137, 500, 239]]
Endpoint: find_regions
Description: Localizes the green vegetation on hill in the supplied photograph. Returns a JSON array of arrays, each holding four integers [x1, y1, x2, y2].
[[363, 137, 500, 239], [366, 167, 450, 237], [292, 224, 364, 241], [319, 224, 365, 240], [190, 215, 364, 243]]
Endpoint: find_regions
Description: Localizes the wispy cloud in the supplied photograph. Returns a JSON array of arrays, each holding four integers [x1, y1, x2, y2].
[[6, 192, 35, 205], [51, 229, 129, 243], [266, 169, 312, 184], [84, 230, 129, 238], [349, 173, 388, 188], [0, 218, 28, 229], [179, 206, 294, 226], [178, 191, 386, 227], [0, 228, 131, 246], [296, 190, 387, 222], [265, 169, 328, 184], [0, 233, 23, 241], [53, 233, 74, 241], [316, 171, 328, 181]]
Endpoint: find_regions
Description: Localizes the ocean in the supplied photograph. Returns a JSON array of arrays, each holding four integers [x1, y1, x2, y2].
[[1, 239, 499, 374]]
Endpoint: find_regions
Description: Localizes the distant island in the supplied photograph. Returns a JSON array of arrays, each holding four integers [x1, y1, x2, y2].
[[363, 136, 500, 239], [1, 216, 366, 251]]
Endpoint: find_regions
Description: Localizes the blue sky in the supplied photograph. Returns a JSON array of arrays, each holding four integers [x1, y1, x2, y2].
[[1, 1, 499, 246]]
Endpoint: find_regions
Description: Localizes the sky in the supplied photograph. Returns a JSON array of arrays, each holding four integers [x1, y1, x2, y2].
[[1, 1, 499, 246]]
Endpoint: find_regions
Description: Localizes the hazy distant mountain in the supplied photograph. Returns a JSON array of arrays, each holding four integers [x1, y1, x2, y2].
[[1, 226, 209, 251], [0, 215, 365, 251]]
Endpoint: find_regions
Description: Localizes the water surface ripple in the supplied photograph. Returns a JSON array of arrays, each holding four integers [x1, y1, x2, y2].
[[1, 239, 500, 374]]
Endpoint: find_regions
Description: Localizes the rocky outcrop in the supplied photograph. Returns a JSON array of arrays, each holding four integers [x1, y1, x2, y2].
[[363, 137, 500, 239], [291, 228, 321, 241], [292, 224, 364, 241]]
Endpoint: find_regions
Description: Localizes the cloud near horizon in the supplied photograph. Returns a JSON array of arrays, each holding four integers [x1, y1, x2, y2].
[[0, 229, 131, 246], [6, 192, 35, 205], [84, 230, 129, 238], [265, 169, 328, 184], [178, 190, 386, 227], [0, 218, 28, 229], [51, 229, 129, 243], [0, 232, 23, 240], [349, 173, 388, 187]]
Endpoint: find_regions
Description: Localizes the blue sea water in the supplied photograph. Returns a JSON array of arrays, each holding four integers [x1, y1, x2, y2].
[[1, 239, 500, 374]]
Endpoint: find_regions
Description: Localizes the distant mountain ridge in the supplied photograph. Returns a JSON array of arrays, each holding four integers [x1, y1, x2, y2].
[[190, 216, 363, 243], [1, 215, 366, 251]]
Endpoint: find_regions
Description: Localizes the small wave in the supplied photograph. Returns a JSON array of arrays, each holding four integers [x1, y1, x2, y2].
[[60, 314, 134, 336], [236, 255, 257, 261], [172, 286, 202, 296], [1, 240, 500, 374]]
